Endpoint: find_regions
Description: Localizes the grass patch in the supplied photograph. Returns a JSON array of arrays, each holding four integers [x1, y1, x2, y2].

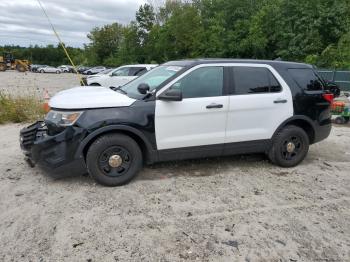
[[0, 92, 45, 124]]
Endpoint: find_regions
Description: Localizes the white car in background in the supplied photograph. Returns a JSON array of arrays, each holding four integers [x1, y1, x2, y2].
[[38, 66, 61, 74], [83, 66, 106, 75], [87, 64, 158, 87], [82, 68, 115, 86]]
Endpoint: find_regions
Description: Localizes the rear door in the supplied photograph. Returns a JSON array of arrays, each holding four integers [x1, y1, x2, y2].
[[225, 64, 293, 143], [155, 65, 229, 150]]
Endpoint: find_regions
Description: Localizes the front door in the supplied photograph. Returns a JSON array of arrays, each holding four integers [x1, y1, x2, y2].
[[155, 66, 229, 150]]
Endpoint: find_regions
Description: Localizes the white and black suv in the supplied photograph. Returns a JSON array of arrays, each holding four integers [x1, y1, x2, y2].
[[20, 59, 335, 186]]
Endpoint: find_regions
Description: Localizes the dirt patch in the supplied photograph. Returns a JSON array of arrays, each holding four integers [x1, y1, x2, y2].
[[0, 124, 349, 261]]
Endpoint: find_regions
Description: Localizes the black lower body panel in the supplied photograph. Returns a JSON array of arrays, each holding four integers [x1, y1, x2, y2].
[[20, 121, 87, 178], [313, 122, 332, 143], [157, 140, 270, 163]]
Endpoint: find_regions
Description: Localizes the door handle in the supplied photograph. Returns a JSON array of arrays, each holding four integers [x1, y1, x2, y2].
[[274, 99, 287, 104], [206, 103, 223, 109]]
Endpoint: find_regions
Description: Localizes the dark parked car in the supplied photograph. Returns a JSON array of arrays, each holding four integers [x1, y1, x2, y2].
[[20, 59, 335, 186], [30, 64, 47, 72], [77, 66, 91, 74]]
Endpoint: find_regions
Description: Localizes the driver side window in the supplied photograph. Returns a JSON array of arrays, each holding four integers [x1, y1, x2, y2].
[[169, 67, 224, 99], [112, 67, 130, 77]]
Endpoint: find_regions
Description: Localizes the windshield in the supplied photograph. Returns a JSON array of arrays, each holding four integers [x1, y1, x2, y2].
[[121, 65, 183, 98]]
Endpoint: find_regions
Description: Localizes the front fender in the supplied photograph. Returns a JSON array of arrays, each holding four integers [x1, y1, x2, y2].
[[74, 125, 156, 161]]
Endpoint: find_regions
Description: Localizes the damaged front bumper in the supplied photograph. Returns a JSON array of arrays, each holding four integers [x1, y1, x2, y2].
[[20, 121, 87, 178]]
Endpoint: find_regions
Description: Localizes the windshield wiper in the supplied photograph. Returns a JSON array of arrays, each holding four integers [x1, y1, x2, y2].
[[110, 86, 127, 95]]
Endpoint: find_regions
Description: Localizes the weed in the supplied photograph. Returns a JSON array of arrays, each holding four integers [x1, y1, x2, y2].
[[0, 91, 45, 124]]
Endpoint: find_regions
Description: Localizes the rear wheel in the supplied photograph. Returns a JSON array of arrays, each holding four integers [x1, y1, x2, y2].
[[56, 70, 61, 74], [40, 69, 44, 73], [268, 125, 309, 167], [86, 134, 142, 186]]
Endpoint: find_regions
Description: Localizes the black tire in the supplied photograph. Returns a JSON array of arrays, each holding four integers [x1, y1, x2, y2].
[[86, 134, 142, 186], [335, 116, 345, 125], [344, 117, 350, 124], [16, 65, 26, 72], [268, 125, 309, 167], [56, 70, 61, 74], [40, 69, 44, 73]]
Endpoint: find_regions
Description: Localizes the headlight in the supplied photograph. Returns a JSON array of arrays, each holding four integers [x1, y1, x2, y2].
[[45, 110, 83, 126]]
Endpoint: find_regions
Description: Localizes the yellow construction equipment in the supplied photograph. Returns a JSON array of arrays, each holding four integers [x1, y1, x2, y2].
[[0, 52, 31, 72]]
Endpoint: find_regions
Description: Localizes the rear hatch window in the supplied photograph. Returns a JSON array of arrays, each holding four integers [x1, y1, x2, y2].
[[288, 68, 324, 91]]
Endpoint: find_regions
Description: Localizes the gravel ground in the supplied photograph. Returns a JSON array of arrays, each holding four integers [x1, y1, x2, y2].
[[0, 71, 80, 96], [0, 71, 350, 261]]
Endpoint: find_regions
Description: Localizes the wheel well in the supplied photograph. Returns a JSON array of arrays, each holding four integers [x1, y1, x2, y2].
[[281, 119, 315, 144], [89, 83, 101, 86], [82, 130, 150, 163]]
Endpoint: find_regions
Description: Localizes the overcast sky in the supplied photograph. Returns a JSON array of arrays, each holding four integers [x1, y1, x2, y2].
[[0, 0, 148, 47]]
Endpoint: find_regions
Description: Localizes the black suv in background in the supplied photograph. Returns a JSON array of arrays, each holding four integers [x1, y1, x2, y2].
[[20, 59, 335, 186]]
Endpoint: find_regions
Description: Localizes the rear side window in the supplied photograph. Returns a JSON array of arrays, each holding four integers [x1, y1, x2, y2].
[[288, 68, 323, 91], [233, 67, 282, 95]]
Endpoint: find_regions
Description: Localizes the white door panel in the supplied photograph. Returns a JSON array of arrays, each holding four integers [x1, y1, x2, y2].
[[225, 93, 293, 143], [156, 96, 228, 150]]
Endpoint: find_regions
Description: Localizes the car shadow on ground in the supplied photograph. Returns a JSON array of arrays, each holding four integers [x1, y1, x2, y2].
[[137, 153, 269, 181], [50, 153, 270, 186]]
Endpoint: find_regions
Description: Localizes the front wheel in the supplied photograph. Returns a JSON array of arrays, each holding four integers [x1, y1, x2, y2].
[[56, 70, 61, 74], [86, 134, 142, 186], [40, 70, 44, 73], [268, 125, 309, 167]]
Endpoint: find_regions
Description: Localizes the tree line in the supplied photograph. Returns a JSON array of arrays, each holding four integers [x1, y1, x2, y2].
[[1, 0, 350, 69]]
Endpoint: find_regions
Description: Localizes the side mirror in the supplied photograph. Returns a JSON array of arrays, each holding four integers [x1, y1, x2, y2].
[[158, 89, 182, 101], [137, 83, 150, 94]]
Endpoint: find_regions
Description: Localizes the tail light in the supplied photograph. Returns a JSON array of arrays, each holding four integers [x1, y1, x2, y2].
[[323, 93, 334, 103]]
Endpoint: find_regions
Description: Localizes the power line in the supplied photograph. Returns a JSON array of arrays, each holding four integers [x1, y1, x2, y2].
[[36, 0, 83, 84]]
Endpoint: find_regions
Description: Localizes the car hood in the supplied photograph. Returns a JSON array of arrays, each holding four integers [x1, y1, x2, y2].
[[49, 86, 136, 109]]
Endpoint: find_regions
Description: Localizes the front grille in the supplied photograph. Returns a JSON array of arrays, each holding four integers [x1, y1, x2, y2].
[[20, 121, 46, 150]]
